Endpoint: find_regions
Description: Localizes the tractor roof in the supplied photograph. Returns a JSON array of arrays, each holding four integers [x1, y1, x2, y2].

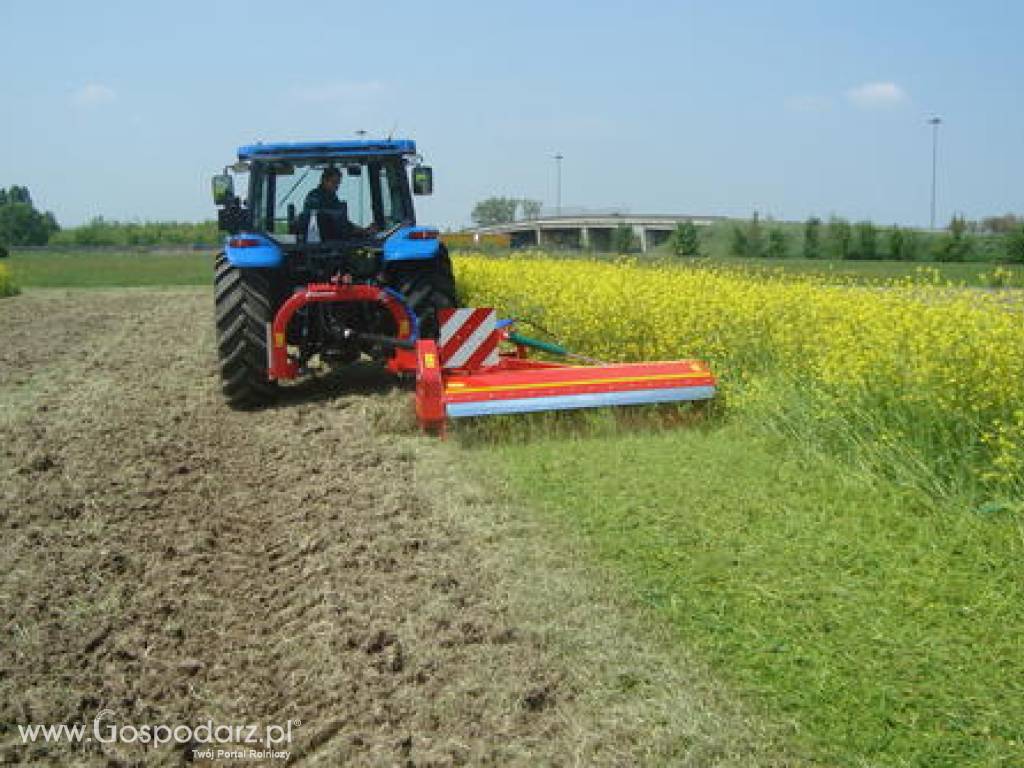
[[237, 139, 416, 162]]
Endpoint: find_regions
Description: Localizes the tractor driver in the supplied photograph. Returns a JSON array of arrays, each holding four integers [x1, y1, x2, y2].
[[302, 167, 376, 238]]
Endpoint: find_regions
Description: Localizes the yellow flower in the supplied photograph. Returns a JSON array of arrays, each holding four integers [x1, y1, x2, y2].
[[454, 252, 1024, 492]]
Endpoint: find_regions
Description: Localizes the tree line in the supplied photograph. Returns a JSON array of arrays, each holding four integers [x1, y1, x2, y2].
[[0, 186, 60, 252], [6, 184, 1024, 261], [48, 217, 220, 247], [471, 196, 543, 226], [0, 185, 222, 251], [722, 214, 1024, 263]]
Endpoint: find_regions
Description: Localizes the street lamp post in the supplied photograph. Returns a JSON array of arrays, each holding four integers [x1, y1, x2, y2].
[[928, 117, 942, 230], [553, 153, 563, 217]]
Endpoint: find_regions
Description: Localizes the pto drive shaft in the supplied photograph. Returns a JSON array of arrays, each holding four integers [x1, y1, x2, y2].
[[507, 331, 605, 365]]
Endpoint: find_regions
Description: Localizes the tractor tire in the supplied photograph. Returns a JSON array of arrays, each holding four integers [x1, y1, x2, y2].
[[402, 268, 458, 340], [214, 253, 279, 408]]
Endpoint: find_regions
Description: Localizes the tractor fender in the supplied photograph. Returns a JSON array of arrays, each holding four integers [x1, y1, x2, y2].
[[382, 226, 442, 262], [223, 233, 284, 268]]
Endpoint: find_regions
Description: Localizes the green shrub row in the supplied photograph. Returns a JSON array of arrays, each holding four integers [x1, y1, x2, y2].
[[47, 217, 220, 247], [718, 215, 1024, 263]]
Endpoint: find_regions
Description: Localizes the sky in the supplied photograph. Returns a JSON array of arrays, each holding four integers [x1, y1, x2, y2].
[[1, 0, 1021, 229]]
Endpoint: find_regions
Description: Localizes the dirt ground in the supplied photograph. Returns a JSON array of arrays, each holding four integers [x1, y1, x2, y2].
[[0, 288, 795, 767]]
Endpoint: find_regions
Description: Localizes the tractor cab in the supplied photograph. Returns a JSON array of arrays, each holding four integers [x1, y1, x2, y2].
[[210, 139, 456, 407], [213, 140, 436, 261]]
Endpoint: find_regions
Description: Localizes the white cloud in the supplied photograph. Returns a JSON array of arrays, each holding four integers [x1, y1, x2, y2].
[[72, 83, 117, 107], [846, 81, 907, 109], [290, 81, 384, 104]]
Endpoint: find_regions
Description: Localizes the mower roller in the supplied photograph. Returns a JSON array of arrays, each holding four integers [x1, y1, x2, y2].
[[210, 137, 716, 430]]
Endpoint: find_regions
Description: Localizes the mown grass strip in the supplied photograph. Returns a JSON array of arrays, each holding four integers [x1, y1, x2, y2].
[[474, 423, 1024, 767]]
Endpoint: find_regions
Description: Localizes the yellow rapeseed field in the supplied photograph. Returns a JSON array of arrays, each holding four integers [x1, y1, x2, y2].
[[455, 253, 1024, 495]]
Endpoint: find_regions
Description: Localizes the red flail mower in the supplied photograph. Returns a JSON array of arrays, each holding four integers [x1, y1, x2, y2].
[[265, 281, 716, 435]]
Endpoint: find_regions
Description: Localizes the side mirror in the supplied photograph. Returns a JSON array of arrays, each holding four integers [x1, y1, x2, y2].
[[217, 202, 250, 234], [212, 174, 234, 206], [412, 166, 433, 195]]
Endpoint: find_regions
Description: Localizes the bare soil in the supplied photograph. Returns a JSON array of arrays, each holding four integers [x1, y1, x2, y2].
[[0, 288, 794, 767]]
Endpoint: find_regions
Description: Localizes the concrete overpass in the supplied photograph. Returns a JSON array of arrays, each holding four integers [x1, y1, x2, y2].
[[467, 213, 725, 252]]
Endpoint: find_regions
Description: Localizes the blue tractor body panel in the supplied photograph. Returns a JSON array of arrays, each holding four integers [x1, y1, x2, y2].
[[224, 234, 285, 268], [238, 140, 416, 162], [224, 226, 440, 269], [382, 227, 442, 262]]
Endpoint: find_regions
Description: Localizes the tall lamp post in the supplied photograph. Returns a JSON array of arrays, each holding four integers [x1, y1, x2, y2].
[[553, 153, 563, 217], [928, 116, 942, 230]]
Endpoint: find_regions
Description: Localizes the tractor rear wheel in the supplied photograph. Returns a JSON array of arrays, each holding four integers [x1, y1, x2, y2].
[[403, 270, 458, 340], [398, 248, 459, 340], [214, 253, 279, 408]]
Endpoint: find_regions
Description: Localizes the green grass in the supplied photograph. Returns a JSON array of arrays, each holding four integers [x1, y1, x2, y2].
[[6, 249, 212, 287], [469, 421, 1024, 767]]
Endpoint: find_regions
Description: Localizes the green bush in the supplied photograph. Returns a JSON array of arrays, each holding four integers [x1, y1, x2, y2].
[[888, 226, 907, 260], [729, 225, 748, 256], [0, 263, 18, 297], [729, 213, 765, 258], [826, 217, 852, 260], [803, 217, 822, 259], [669, 221, 700, 256], [766, 228, 788, 259], [933, 215, 973, 262], [852, 221, 878, 260], [1005, 225, 1024, 263], [0, 202, 59, 246], [0, 186, 60, 247], [47, 218, 220, 247], [612, 224, 637, 254], [746, 213, 764, 257]]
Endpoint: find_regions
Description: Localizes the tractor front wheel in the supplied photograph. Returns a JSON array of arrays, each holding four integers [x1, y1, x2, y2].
[[214, 254, 279, 408]]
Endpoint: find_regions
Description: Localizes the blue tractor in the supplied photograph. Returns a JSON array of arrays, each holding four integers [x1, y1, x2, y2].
[[211, 139, 457, 407]]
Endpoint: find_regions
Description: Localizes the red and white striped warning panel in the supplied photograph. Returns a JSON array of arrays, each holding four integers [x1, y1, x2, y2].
[[438, 308, 500, 370]]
